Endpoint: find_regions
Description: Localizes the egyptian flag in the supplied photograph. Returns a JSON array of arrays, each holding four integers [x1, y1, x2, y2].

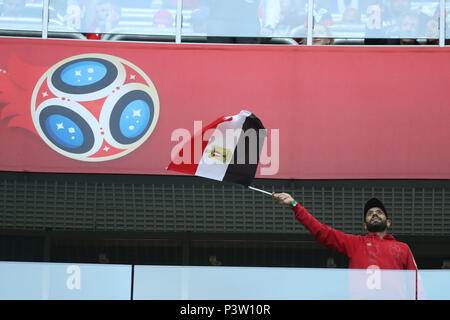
[[168, 110, 266, 186]]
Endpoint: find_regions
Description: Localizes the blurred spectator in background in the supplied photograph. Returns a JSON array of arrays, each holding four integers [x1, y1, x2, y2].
[[364, 0, 413, 45], [311, 22, 334, 45], [272, 0, 334, 42], [263, 0, 304, 38], [209, 255, 222, 266], [364, 0, 439, 45], [0, 0, 26, 17], [381, 0, 415, 41], [86, 0, 121, 39], [298, 22, 334, 45], [153, 9, 173, 28], [395, 10, 422, 45], [44, 0, 85, 33], [442, 260, 450, 269], [326, 257, 337, 268], [97, 253, 110, 264]]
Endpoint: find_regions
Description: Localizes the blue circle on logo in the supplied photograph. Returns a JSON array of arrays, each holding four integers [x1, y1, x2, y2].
[[60, 61, 107, 87], [119, 100, 151, 139], [45, 114, 84, 149], [109, 90, 154, 145], [51, 58, 118, 95]]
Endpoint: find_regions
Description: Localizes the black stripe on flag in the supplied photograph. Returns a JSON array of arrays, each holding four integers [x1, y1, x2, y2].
[[223, 113, 266, 186]]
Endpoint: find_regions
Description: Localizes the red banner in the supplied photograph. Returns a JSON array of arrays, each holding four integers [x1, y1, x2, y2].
[[1, 37, 450, 179]]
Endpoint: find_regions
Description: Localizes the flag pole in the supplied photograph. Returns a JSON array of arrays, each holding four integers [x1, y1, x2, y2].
[[248, 186, 272, 196]]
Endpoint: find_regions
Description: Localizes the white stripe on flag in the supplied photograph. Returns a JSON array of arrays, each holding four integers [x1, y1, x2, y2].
[[194, 111, 249, 181]]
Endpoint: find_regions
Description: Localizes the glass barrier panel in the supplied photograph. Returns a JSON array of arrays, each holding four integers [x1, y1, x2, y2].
[[418, 270, 450, 300], [0, 0, 44, 32], [313, 0, 440, 44], [0, 261, 132, 300], [4, 262, 448, 300], [133, 265, 417, 300], [447, 0, 450, 39], [48, 0, 176, 37], [182, 0, 306, 40]]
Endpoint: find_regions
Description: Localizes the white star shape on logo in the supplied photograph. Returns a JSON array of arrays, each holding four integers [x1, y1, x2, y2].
[[42, 91, 48, 97], [130, 74, 136, 80], [133, 109, 141, 117], [75, 70, 82, 76], [103, 146, 110, 152], [56, 122, 64, 130]]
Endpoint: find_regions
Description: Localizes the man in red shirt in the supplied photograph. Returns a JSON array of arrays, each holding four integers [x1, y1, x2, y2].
[[272, 193, 418, 271], [272, 193, 421, 299]]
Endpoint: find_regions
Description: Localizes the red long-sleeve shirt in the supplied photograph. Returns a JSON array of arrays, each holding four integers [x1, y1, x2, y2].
[[292, 203, 418, 270]]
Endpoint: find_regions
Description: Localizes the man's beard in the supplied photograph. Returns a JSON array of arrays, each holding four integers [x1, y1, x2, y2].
[[366, 219, 388, 233]]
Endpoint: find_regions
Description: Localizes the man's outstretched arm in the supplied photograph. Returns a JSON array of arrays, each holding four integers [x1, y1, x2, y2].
[[272, 192, 358, 258]]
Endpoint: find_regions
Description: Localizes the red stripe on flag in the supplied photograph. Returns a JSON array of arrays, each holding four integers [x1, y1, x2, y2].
[[167, 116, 232, 176]]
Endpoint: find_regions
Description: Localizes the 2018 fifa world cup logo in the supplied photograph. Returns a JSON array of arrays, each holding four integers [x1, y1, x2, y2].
[[31, 53, 159, 161]]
